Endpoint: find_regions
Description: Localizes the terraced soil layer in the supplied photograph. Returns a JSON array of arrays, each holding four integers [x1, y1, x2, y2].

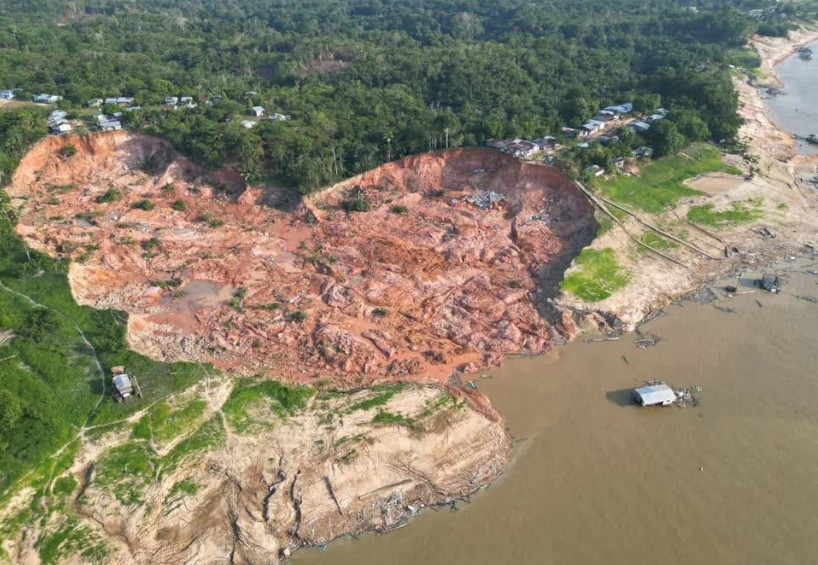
[[9, 133, 597, 386]]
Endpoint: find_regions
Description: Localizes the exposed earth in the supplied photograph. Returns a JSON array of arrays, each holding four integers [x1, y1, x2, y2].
[[3, 28, 818, 565], [5, 381, 508, 565], [8, 137, 596, 385]]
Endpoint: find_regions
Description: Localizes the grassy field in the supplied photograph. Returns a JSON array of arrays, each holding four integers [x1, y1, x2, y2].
[[638, 231, 680, 254], [560, 248, 629, 302], [687, 201, 763, 226], [596, 144, 742, 213], [724, 47, 762, 69], [222, 379, 315, 433]]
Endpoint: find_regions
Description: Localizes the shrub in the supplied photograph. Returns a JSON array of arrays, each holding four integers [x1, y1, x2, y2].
[[132, 199, 155, 211], [170, 200, 186, 212], [342, 197, 370, 212], [58, 144, 77, 158], [95, 189, 120, 203], [289, 310, 308, 323], [390, 204, 408, 214]]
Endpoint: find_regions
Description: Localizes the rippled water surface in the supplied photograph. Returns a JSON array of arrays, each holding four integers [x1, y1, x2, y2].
[[766, 41, 818, 155], [295, 261, 818, 565]]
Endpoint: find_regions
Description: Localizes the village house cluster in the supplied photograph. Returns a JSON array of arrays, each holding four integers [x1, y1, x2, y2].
[[47, 110, 72, 134], [486, 101, 665, 176]]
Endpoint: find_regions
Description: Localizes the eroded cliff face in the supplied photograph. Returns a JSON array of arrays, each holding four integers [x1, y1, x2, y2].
[[3, 134, 600, 564], [9, 134, 597, 386]]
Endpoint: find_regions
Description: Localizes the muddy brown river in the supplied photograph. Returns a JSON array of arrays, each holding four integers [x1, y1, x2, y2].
[[294, 260, 818, 565]]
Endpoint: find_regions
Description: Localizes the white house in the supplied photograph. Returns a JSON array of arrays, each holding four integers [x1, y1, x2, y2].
[[250, 106, 266, 117], [165, 96, 179, 106], [581, 119, 605, 134], [87, 98, 103, 107], [50, 122, 72, 134], [240, 120, 256, 129], [1, 90, 15, 100], [34, 94, 62, 104]]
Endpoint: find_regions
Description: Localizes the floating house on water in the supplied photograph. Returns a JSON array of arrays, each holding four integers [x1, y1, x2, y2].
[[633, 382, 676, 406]]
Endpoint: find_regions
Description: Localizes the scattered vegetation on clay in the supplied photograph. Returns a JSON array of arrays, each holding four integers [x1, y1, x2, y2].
[[346, 383, 404, 413], [95, 188, 120, 203], [342, 197, 371, 213], [131, 199, 155, 211], [371, 409, 415, 428]]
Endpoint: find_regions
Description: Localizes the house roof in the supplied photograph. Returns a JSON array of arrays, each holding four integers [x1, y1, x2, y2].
[[113, 374, 133, 393], [582, 120, 604, 130], [631, 121, 651, 131], [634, 383, 676, 405]]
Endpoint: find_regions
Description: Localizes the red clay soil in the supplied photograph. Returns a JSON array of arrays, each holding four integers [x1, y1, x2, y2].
[[8, 133, 596, 386]]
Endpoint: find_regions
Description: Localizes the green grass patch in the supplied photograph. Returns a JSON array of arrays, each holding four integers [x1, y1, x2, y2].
[[168, 479, 199, 497], [51, 475, 77, 497], [222, 379, 314, 433], [596, 144, 740, 213], [160, 415, 225, 471], [725, 47, 761, 69], [638, 231, 679, 254], [94, 442, 155, 505], [35, 516, 108, 565], [596, 215, 614, 236], [687, 202, 763, 227], [346, 383, 404, 413], [371, 410, 415, 428], [560, 248, 628, 302], [133, 398, 208, 444]]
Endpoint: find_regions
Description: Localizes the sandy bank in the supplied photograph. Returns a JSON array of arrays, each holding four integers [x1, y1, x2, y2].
[[556, 28, 818, 330]]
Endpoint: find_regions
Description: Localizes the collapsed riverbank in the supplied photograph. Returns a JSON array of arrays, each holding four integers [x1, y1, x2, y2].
[[3, 28, 818, 564]]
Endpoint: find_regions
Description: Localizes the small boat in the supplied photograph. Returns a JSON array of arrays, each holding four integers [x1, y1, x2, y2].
[[799, 50, 814, 60]]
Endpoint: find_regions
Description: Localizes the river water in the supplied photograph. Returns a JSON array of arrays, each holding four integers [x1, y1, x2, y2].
[[294, 260, 818, 565], [765, 40, 818, 155]]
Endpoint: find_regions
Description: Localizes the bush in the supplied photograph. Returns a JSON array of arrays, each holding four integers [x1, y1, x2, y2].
[[131, 199, 154, 211], [342, 197, 370, 212], [58, 144, 77, 158], [95, 189, 120, 203], [390, 204, 408, 214], [170, 200, 186, 212], [289, 310, 308, 323]]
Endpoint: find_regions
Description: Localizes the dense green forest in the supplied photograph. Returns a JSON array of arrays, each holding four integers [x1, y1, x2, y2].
[[0, 0, 814, 189]]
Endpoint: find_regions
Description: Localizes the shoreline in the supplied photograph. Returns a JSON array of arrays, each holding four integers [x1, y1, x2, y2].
[[555, 26, 818, 334], [2, 28, 818, 565]]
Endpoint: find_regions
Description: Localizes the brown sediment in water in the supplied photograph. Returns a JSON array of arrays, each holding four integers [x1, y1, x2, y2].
[[8, 134, 597, 387]]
